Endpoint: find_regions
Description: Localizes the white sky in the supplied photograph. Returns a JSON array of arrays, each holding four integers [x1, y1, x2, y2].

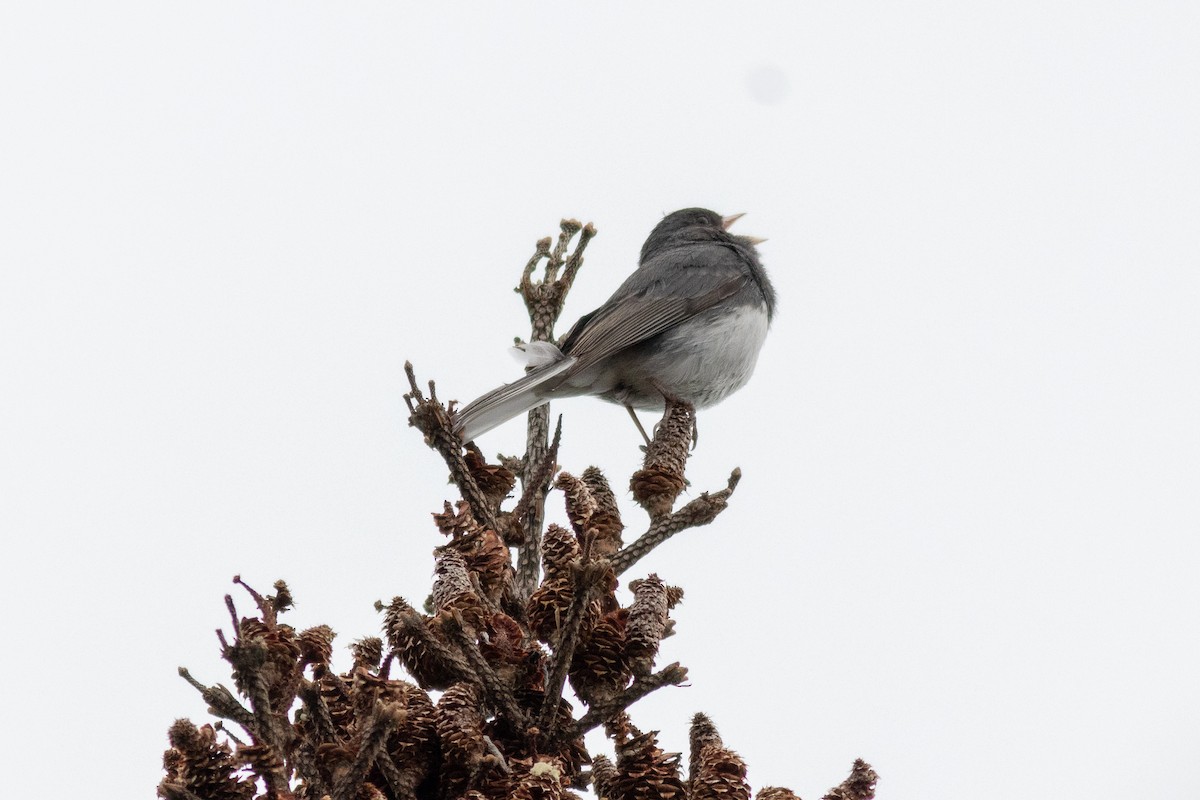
[[2, 3, 1198, 798]]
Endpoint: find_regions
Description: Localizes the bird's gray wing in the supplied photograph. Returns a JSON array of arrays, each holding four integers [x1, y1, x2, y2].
[[560, 243, 752, 365]]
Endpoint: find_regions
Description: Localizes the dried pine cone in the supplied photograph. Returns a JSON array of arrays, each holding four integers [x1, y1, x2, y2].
[[691, 743, 750, 800], [582, 466, 624, 556], [158, 719, 254, 800], [431, 549, 488, 633], [556, 471, 598, 537], [351, 636, 384, 671], [328, 698, 409, 800], [688, 713, 723, 795], [626, 574, 678, 675], [629, 467, 685, 518], [511, 756, 570, 800], [382, 679, 438, 781], [339, 722, 403, 799], [541, 524, 581, 577], [272, 579, 294, 610], [357, 783, 388, 800], [298, 624, 336, 670], [526, 576, 575, 644], [433, 499, 483, 536], [328, 670, 438, 796], [315, 742, 356, 794], [451, 526, 513, 603], [470, 764, 517, 800], [436, 682, 488, 796], [310, 670, 356, 735], [613, 728, 687, 800], [822, 760, 878, 800], [550, 703, 593, 780], [382, 597, 459, 690], [464, 447, 517, 508], [228, 618, 303, 716], [235, 742, 286, 786], [479, 611, 544, 689], [592, 754, 619, 800], [569, 608, 631, 705], [630, 403, 694, 518], [488, 691, 589, 782], [757, 789, 803, 800]]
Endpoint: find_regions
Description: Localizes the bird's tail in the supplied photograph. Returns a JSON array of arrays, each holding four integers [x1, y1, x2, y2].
[[453, 355, 578, 441]]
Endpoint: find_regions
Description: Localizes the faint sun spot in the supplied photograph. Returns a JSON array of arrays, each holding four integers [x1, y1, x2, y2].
[[744, 64, 791, 105]]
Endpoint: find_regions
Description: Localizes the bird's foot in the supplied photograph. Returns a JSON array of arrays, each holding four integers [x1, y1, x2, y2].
[[626, 404, 653, 448]]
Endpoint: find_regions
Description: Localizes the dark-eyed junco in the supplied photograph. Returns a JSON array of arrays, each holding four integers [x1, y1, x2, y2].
[[453, 207, 775, 442]]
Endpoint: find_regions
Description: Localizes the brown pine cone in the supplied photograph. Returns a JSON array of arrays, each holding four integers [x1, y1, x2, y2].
[[157, 719, 254, 800], [582, 466, 624, 556], [613, 728, 687, 800], [569, 608, 631, 705]]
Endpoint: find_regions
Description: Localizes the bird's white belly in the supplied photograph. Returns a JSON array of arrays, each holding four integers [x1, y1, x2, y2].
[[576, 304, 770, 409]]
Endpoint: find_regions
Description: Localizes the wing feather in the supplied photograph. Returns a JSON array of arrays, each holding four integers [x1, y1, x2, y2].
[[562, 274, 750, 364], [559, 241, 748, 362]]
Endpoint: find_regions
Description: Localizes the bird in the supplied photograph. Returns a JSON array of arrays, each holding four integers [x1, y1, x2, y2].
[[453, 207, 776, 443]]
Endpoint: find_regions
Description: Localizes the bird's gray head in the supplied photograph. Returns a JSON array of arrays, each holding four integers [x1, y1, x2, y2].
[[639, 207, 775, 320], [639, 207, 751, 264]]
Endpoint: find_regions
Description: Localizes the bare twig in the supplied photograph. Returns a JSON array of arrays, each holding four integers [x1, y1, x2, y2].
[[612, 468, 742, 575], [537, 559, 612, 734], [403, 362, 503, 534], [514, 221, 596, 602], [231, 575, 270, 622], [561, 223, 597, 289], [230, 642, 281, 740], [562, 662, 690, 740], [211, 721, 245, 748], [519, 235, 553, 293], [515, 416, 562, 599], [177, 667, 256, 733], [223, 594, 240, 637], [157, 785, 206, 800], [376, 751, 419, 800], [442, 614, 529, 728], [482, 735, 511, 774], [297, 679, 338, 742], [331, 701, 407, 800]]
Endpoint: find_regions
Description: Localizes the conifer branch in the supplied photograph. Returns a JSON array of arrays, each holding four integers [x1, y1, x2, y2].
[[158, 214, 870, 800]]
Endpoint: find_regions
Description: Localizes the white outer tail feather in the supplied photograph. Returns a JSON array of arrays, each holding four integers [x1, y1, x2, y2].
[[454, 356, 578, 441], [512, 340, 564, 368]]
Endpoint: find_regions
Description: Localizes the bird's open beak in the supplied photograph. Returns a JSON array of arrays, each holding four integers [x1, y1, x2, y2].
[[723, 213, 767, 244], [721, 212, 746, 230]]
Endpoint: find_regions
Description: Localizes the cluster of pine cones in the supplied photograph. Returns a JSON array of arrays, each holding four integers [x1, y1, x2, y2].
[[160, 388, 875, 800]]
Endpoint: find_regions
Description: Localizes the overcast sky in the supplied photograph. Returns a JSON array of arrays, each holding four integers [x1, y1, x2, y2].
[[2, 3, 1198, 798]]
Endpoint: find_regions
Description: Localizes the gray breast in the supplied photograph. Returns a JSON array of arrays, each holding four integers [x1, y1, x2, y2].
[[566, 302, 771, 409]]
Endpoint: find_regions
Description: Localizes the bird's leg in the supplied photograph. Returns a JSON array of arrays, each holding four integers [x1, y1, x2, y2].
[[625, 405, 653, 448]]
